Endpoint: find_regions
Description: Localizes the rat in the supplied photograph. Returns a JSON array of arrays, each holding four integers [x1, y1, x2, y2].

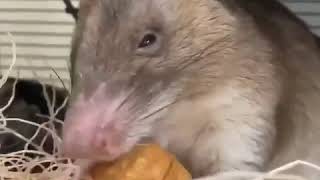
[[62, 0, 320, 179], [0, 77, 68, 156]]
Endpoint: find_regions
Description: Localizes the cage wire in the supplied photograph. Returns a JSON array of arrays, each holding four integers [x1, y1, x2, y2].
[[0, 28, 320, 180]]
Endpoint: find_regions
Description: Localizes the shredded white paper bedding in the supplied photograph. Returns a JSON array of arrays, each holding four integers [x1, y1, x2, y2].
[[0, 33, 80, 180], [0, 32, 320, 180]]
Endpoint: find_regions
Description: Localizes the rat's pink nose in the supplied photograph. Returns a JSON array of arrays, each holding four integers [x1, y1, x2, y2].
[[62, 120, 124, 160], [61, 95, 128, 160]]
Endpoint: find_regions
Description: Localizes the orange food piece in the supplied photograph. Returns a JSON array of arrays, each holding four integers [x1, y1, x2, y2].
[[90, 144, 192, 180]]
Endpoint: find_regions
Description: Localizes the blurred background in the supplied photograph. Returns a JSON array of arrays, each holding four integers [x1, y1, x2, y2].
[[0, 0, 319, 90]]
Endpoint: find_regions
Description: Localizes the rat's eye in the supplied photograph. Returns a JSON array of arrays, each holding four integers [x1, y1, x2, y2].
[[138, 33, 157, 48], [136, 31, 163, 56]]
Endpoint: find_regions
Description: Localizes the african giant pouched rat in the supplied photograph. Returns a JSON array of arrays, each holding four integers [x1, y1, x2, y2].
[[62, 0, 320, 179]]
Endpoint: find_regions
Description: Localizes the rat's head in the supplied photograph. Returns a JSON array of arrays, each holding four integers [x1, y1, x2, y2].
[[62, 0, 235, 160]]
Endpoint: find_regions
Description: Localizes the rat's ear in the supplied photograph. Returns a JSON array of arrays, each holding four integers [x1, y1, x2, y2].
[[62, 0, 79, 21]]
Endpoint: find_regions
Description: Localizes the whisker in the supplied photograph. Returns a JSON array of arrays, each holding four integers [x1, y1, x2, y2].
[[127, 120, 153, 129], [115, 88, 136, 112], [119, 83, 183, 129], [155, 18, 199, 68], [50, 67, 70, 96], [116, 57, 153, 111], [127, 132, 150, 138], [136, 57, 153, 75], [135, 98, 181, 123], [184, 121, 212, 158], [178, 34, 232, 71]]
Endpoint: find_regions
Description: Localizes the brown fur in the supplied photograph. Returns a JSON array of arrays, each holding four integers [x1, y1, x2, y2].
[[65, 0, 320, 179]]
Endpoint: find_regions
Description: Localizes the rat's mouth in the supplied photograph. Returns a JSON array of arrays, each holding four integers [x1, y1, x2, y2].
[[62, 126, 130, 160], [62, 139, 130, 162], [73, 150, 126, 162]]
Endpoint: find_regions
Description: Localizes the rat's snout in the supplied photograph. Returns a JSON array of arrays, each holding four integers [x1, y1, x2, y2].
[[62, 83, 136, 161]]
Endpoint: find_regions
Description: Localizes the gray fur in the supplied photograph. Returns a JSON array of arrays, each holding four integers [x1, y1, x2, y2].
[[64, 0, 320, 179]]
